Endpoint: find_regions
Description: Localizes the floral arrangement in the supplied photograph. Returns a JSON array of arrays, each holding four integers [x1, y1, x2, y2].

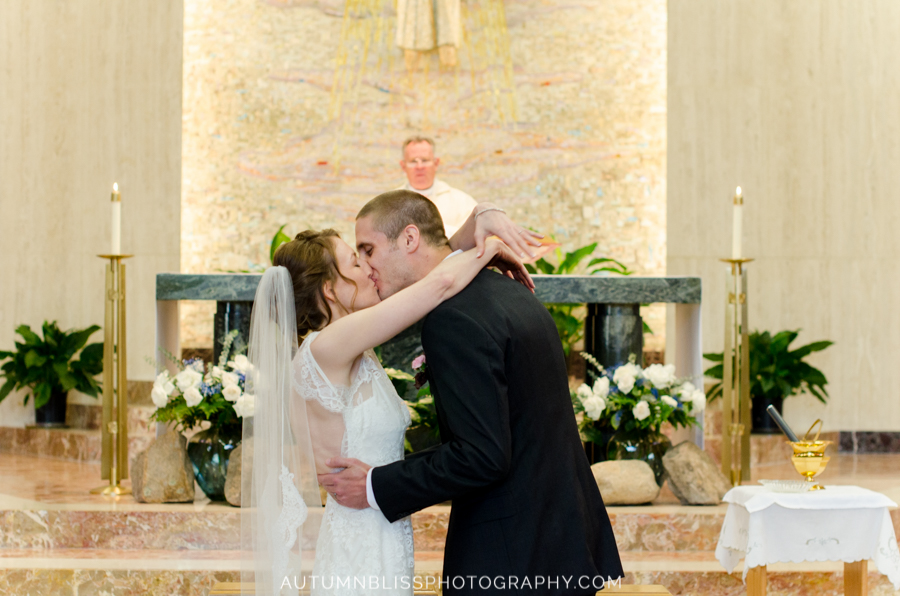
[[150, 332, 255, 436], [572, 352, 706, 443]]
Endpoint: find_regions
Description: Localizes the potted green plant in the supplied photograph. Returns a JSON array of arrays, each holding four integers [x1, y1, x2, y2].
[[703, 330, 832, 434], [0, 322, 103, 427]]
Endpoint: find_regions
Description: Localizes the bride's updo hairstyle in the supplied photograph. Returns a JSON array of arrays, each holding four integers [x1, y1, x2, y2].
[[272, 229, 359, 338]]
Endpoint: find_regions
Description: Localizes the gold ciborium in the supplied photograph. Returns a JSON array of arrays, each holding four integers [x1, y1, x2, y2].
[[788, 420, 831, 491]]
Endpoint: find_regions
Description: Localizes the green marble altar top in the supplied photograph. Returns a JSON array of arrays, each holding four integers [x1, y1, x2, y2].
[[156, 273, 701, 304]]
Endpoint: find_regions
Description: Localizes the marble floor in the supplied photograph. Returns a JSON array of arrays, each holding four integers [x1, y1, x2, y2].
[[1, 452, 898, 595]]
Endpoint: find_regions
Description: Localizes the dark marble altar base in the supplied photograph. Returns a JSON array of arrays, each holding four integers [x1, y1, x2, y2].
[[840, 431, 900, 453]]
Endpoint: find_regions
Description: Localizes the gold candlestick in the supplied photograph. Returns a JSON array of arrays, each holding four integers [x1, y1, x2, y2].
[[91, 254, 133, 496], [720, 258, 754, 486]]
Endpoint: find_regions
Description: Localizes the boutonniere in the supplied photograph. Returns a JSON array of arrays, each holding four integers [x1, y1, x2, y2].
[[412, 354, 428, 389]]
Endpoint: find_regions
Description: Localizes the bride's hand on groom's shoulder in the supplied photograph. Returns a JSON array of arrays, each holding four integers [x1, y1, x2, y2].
[[485, 238, 536, 293], [317, 457, 372, 510], [472, 202, 543, 260]]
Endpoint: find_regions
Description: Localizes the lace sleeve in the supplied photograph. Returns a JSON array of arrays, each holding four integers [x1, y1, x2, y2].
[[292, 332, 353, 413]]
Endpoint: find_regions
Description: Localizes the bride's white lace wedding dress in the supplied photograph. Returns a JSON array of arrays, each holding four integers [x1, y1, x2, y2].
[[292, 331, 415, 595]]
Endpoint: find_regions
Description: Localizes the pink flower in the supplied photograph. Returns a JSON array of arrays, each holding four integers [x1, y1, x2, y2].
[[412, 355, 426, 370]]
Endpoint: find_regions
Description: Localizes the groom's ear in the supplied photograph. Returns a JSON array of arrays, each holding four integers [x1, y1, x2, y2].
[[400, 224, 421, 254]]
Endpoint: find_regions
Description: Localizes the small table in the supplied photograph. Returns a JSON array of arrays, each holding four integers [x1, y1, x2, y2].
[[716, 485, 900, 595]]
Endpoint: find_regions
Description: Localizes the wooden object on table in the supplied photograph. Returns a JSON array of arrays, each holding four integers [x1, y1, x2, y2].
[[845, 560, 868, 596], [747, 564, 767, 596]]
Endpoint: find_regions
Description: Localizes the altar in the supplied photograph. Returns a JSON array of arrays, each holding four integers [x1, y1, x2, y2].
[[155, 273, 704, 442]]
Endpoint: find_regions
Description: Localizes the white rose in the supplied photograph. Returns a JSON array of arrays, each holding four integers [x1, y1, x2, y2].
[[643, 364, 676, 388], [678, 382, 696, 397], [582, 395, 607, 420], [183, 386, 203, 407], [234, 393, 255, 418], [175, 369, 202, 392], [155, 370, 170, 384], [614, 364, 637, 395], [660, 395, 678, 408], [150, 384, 169, 408], [633, 400, 651, 421], [690, 390, 707, 412], [228, 355, 252, 374], [222, 383, 242, 403], [576, 384, 593, 403], [221, 371, 240, 388], [592, 377, 610, 400]]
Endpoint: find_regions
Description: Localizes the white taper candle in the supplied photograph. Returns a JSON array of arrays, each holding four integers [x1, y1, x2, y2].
[[111, 183, 121, 254], [731, 186, 743, 260]]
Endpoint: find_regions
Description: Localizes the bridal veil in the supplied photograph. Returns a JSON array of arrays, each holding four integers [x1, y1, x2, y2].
[[242, 266, 323, 595]]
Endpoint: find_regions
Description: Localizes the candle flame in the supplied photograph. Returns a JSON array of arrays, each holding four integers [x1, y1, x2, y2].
[[736, 186, 742, 197], [113, 183, 119, 192]]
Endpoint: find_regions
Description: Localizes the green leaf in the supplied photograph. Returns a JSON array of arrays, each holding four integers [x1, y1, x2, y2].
[[24, 350, 46, 368], [558, 243, 597, 274], [33, 383, 51, 410], [534, 259, 556, 275], [587, 257, 633, 276], [15, 325, 41, 346], [61, 325, 101, 357], [703, 352, 724, 362], [0, 379, 16, 402], [789, 340, 834, 359], [704, 363, 724, 379], [269, 225, 292, 264]]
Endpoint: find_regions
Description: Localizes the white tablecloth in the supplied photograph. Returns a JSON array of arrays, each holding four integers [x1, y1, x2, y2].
[[715, 485, 900, 589]]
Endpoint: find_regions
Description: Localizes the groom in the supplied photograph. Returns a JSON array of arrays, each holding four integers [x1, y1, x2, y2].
[[319, 190, 623, 594]]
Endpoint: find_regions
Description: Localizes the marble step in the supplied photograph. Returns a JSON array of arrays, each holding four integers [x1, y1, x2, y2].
[[0, 504, 730, 554], [1, 550, 897, 596], [4, 500, 897, 554], [0, 426, 153, 466]]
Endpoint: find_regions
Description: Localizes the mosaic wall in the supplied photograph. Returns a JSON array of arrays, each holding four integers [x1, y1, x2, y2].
[[181, 0, 667, 349]]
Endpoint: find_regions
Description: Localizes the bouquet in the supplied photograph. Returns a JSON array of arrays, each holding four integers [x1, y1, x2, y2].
[[572, 352, 706, 443], [150, 332, 255, 436]]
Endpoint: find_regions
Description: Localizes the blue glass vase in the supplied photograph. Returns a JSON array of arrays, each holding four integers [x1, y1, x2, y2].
[[607, 428, 672, 486], [187, 427, 240, 500]]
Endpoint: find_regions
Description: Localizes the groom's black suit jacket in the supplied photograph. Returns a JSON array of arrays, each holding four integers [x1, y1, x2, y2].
[[371, 269, 623, 595]]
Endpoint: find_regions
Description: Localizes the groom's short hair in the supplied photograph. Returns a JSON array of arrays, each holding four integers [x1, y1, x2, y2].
[[358, 190, 450, 247]]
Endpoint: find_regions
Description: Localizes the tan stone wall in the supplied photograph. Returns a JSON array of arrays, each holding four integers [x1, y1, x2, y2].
[[668, 1, 900, 431], [0, 1, 183, 425], [181, 0, 669, 350]]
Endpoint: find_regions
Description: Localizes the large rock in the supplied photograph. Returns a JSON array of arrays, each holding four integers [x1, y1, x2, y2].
[[591, 459, 661, 505], [225, 438, 251, 507], [662, 441, 731, 505], [131, 430, 195, 503]]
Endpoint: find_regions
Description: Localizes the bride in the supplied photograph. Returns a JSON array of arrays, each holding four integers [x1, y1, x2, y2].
[[242, 204, 539, 595]]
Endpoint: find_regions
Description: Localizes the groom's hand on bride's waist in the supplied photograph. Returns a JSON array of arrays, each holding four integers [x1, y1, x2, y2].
[[318, 458, 372, 510]]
